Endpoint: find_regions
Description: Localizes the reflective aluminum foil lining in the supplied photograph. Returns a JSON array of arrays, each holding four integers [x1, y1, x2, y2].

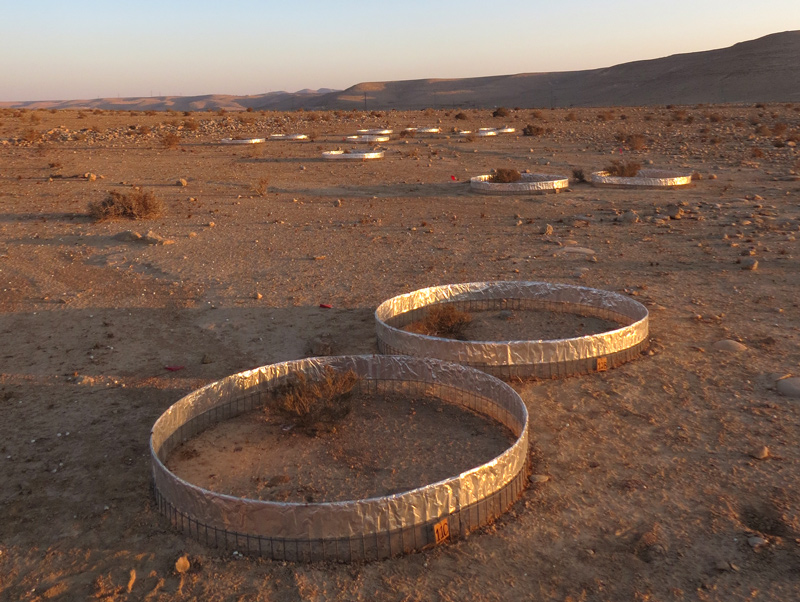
[[375, 281, 649, 368], [590, 169, 693, 188], [470, 173, 569, 194], [151, 355, 529, 541]]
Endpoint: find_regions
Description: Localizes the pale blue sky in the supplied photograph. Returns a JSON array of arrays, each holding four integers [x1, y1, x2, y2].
[[1, 0, 798, 102]]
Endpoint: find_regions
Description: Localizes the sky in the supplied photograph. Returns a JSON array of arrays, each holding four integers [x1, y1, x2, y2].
[[1, 0, 798, 102]]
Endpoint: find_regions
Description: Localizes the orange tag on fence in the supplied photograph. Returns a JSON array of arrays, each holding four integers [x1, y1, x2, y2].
[[596, 357, 608, 372], [433, 518, 450, 544]]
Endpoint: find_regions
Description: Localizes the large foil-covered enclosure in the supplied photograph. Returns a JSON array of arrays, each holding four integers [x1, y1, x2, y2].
[[151, 355, 529, 562], [590, 169, 693, 188], [322, 150, 384, 161], [375, 281, 650, 379], [470, 173, 569, 194]]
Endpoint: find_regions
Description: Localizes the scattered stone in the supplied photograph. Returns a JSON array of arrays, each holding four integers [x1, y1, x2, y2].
[[201, 354, 214, 365], [713, 339, 747, 352], [666, 206, 684, 220], [529, 474, 550, 483], [177, 178, 188, 187], [776, 377, 800, 398], [541, 223, 553, 235], [75, 375, 96, 386], [142, 231, 165, 245], [740, 257, 759, 270], [114, 230, 142, 242], [748, 536, 768, 549], [253, 291, 263, 300], [714, 560, 731, 572], [333, 199, 342, 207], [175, 555, 190, 574], [497, 310, 513, 321], [750, 446, 770, 460], [85, 172, 97, 181], [207, 222, 215, 228], [307, 334, 336, 356], [619, 210, 640, 223]]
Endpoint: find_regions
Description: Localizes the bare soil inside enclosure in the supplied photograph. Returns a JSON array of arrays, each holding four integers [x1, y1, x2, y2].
[[406, 308, 623, 341], [1, 104, 800, 601], [167, 391, 515, 503]]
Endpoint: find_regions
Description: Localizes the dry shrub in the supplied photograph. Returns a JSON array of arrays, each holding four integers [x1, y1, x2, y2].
[[399, 129, 415, 138], [492, 107, 510, 118], [252, 177, 269, 197], [183, 119, 198, 131], [530, 110, 544, 119], [707, 113, 723, 123], [88, 188, 164, 221], [21, 128, 41, 143], [270, 367, 361, 436], [671, 109, 688, 122], [565, 112, 577, 122], [751, 147, 764, 158], [597, 110, 615, 122], [410, 304, 472, 339], [603, 160, 641, 177], [463, 132, 477, 142], [772, 122, 788, 136], [491, 168, 521, 183], [138, 125, 151, 135], [523, 124, 545, 136], [454, 112, 468, 121], [626, 133, 647, 150], [572, 168, 586, 183], [162, 132, 180, 149]]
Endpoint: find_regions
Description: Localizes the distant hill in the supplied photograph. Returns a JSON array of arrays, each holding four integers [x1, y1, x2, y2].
[[3, 31, 798, 111]]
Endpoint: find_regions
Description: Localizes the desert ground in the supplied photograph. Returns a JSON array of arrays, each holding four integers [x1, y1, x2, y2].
[[1, 103, 799, 601]]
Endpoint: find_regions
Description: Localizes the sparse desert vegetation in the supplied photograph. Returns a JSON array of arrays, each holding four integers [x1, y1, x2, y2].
[[88, 188, 164, 221]]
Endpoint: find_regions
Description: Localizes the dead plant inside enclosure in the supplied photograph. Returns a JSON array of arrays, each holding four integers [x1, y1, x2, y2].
[[603, 160, 641, 177], [270, 367, 361, 436], [88, 188, 164, 221], [409, 304, 473, 339], [490, 168, 522, 183]]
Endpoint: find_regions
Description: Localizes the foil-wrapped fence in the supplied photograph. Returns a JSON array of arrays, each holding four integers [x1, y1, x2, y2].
[[151, 355, 529, 562], [590, 169, 693, 188], [375, 281, 649, 379], [470, 173, 569, 194]]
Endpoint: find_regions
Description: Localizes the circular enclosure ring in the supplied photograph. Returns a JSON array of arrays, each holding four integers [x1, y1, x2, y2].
[[220, 137, 265, 144], [150, 355, 529, 562], [357, 129, 393, 135], [476, 129, 497, 137], [470, 173, 569, 194], [416, 127, 441, 134], [346, 135, 390, 143], [270, 133, 309, 141], [494, 127, 516, 134], [322, 150, 384, 161], [375, 281, 649, 379], [590, 169, 693, 188]]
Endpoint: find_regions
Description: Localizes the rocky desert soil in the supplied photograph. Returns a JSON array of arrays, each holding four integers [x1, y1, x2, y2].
[[1, 103, 799, 601]]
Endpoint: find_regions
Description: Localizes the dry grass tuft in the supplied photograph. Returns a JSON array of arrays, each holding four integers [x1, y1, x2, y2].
[[491, 168, 522, 183], [88, 188, 164, 221], [572, 168, 587, 183], [492, 107, 510, 118], [162, 132, 180, 149], [454, 112, 469, 121], [270, 367, 361, 436], [252, 177, 269, 197], [410, 304, 473, 339], [603, 160, 641, 178], [523, 124, 545, 136]]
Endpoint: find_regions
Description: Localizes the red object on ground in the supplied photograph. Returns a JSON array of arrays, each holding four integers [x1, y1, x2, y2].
[[165, 365, 185, 372], [319, 303, 333, 309], [451, 175, 457, 181]]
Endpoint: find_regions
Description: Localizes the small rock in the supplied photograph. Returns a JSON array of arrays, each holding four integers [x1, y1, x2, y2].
[[207, 222, 215, 228], [333, 199, 342, 207], [75, 375, 96, 386], [619, 210, 640, 223], [709, 174, 717, 180], [776, 377, 800, 398], [542, 224, 553, 236], [714, 560, 730, 571], [114, 230, 142, 242], [748, 536, 768, 549], [85, 172, 97, 181], [253, 292, 263, 300], [142, 231, 165, 245], [497, 310, 513, 321], [177, 178, 188, 187], [713, 339, 747, 352], [750, 446, 770, 460], [307, 334, 336, 356], [529, 474, 550, 483], [188, 231, 197, 237], [201, 354, 213, 365], [740, 257, 758, 270], [175, 555, 190, 574]]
